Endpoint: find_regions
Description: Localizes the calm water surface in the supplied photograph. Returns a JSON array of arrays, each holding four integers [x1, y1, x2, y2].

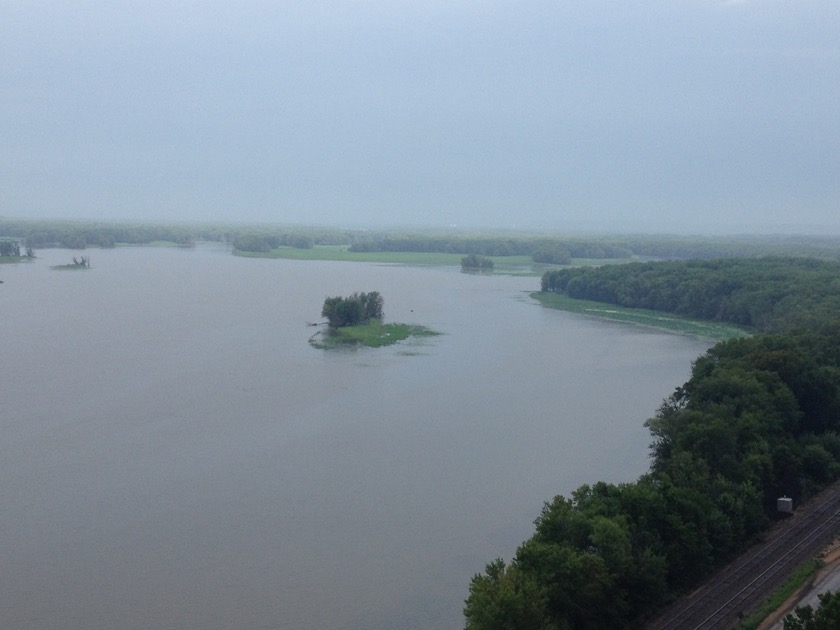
[[0, 246, 711, 629]]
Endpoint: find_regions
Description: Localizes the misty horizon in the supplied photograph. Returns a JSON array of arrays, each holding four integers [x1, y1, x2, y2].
[[3, 1, 838, 234]]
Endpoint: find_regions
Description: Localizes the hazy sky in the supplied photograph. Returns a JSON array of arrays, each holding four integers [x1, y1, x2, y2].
[[2, 1, 838, 233]]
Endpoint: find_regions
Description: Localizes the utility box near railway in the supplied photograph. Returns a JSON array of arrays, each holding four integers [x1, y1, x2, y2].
[[777, 496, 793, 514]]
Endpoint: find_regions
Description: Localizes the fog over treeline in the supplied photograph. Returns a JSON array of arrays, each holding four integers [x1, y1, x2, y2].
[[2, 1, 838, 233], [3, 218, 840, 263]]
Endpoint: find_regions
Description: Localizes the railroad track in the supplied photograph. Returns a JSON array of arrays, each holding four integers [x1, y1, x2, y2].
[[647, 484, 840, 630]]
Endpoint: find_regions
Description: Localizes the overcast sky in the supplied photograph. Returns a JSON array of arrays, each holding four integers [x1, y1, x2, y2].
[[2, 1, 838, 233]]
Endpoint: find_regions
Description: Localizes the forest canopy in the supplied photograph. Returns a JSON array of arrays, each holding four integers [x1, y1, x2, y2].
[[465, 325, 840, 629], [541, 257, 840, 333], [466, 256, 840, 629]]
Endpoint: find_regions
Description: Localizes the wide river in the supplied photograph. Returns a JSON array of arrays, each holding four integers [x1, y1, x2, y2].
[[0, 245, 711, 629]]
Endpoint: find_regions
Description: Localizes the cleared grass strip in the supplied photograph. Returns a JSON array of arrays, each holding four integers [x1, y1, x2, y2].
[[734, 558, 823, 630]]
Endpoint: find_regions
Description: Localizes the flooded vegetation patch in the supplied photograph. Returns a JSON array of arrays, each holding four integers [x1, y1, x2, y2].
[[308, 321, 440, 349], [51, 256, 92, 270], [531, 291, 749, 340]]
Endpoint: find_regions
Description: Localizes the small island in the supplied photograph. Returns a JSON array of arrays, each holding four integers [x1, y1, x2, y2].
[[309, 291, 439, 349], [0, 239, 33, 263], [52, 256, 91, 270]]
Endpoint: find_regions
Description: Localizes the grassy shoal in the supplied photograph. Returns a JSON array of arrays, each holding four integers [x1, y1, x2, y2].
[[531, 291, 750, 341], [309, 321, 441, 350], [50, 264, 91, 270]]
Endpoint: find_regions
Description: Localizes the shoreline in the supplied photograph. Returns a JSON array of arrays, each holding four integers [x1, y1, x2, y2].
[[530, 291, 750, 341]]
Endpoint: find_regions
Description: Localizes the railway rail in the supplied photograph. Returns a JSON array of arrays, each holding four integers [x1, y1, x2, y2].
[[646, 484, 840, 630]]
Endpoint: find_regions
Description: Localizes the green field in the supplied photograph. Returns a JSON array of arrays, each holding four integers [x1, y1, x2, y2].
[[237, 245, 466, 264], [308, 321, 441, 349], [233, 245, 634, 276], [531, 291, 750, 341]]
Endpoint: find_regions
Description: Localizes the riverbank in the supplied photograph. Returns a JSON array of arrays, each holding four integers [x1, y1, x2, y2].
[[531, 291, 750, 341]]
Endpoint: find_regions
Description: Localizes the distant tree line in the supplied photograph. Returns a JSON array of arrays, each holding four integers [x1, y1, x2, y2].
[[3, 220, 840, 261], [321, 292, 384, 328], [530, 242, 572, 265], [465, 324, 840, 628], [232, 233, 314, 252], [621, 234, 840, 261], [0, 219, 345, 251], [541, 257, 840, 332], [347, 234, 840, 262], [349, 236, 631, 261], [3, 222, 201, 249]]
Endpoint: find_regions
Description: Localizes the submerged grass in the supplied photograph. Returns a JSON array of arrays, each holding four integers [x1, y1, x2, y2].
[[309, 321, 441, 350], [531, 291, 750, 341], [51, 264, 91, 270]]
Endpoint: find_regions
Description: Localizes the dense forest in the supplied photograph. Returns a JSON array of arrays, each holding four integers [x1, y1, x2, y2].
[[465, 259, 840, 628], [348, 235, 632, 260], [465, 326, 840, 629], [541, 258, 840, 333], [0, 219, 351, 251]]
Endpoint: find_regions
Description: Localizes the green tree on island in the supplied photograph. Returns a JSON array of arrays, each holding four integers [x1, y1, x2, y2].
[[461, 253, 494, 271], [321, 291, 384, 327]]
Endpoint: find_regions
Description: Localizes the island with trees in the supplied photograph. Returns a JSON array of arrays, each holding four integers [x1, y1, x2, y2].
[[460, 253, 494, 271], [0, 238, 33, 261], [309, 291, 439, 350], [51, 256, 91, 270]]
